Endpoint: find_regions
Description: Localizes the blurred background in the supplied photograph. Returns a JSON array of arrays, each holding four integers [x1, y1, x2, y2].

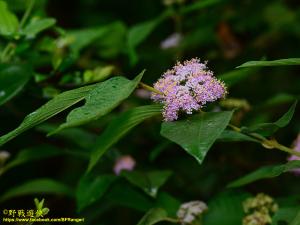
[[0, 0, 300, 224]]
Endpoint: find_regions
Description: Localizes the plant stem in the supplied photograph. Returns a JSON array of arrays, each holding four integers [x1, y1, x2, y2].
[[139, 82, 164, 95], [19, 0, 36, 30], [1, 42, 15, 62], [228, 123, 300, 158], [164, 217, 181, 223]]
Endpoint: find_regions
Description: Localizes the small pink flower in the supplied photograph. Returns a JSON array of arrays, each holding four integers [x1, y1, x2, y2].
[[287, 134, 300, 175], [160, 33, 182, 49], [113, 155, 136, 175]]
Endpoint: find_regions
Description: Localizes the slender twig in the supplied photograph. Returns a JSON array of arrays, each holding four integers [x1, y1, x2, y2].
[[139, 82, 164, 95], [164, 217, 181, 223], [228, 123, 300, 158]]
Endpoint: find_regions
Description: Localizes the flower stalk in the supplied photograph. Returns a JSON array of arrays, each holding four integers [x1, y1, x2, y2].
[[139, 82, 164, 95], [228, 124, 300, 158]]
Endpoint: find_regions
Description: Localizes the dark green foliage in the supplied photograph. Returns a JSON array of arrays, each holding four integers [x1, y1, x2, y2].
[[0, 0, 300, 224]]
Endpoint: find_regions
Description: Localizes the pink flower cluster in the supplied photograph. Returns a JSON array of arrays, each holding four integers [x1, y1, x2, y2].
[[288, 134, 300, 175], [151, 58, 227, 121]]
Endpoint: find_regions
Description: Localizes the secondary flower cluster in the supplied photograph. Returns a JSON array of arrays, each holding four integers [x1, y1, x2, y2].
[[177, 201, 208, 224], [288, 134, 300, 175], [151, 58, 227, 121], [243, 193, 278, 225]]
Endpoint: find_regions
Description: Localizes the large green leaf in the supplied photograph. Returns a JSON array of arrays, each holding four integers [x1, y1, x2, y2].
[[76, 174, 116, 212], [237, 58, 300, 68], [161, 111, 233, 164], [54, 72, 143, 133], [122, 170, 172, 197], [204, 191, 251, 225], [0, 64, 32, 106], [0, 179, 74, 202], [242, 101, 297, 136], [227, 160, 300, 188], [23, 18, 56, 38], [137, 208, 169, 225], [0, 145, 63, 175], [0, 84, 95, 146], [87, 104, 162, 172], [0, 0, 19, 36]]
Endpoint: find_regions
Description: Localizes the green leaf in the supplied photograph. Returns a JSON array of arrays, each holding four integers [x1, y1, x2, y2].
[[0, 179, 74, 202], [137, 208, 169, 225], [37, 124, 97, 149], [204, 191, 251, 225], [95, 22, 127, 59], [237, 58, 300, 68], [76, 174, 116, 212], [218, 68, 256, 87], [122, 170, 172, 197], [23, 18, 56, 38], [263, 93, 299, 108], [227, 160, 300, 188], [155, 192, 181, 217], [290, 210, 300, 225], [218, 130, 259, 143], [272, 207, 300, 225], [127, 11, 170, 65], [68, 26, 111, 54], [180, 0, 222, 14], [161, 111, 233, 164], [242, 101, 297, 136], [0, 64, 32, 106], [0, 84, 95, 146], [54, 72, 144, 133], [106, 183, 153, 212], [0, 0, 19, 36], [87, 104, 162, 172], [1, 145, 63, 175]]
